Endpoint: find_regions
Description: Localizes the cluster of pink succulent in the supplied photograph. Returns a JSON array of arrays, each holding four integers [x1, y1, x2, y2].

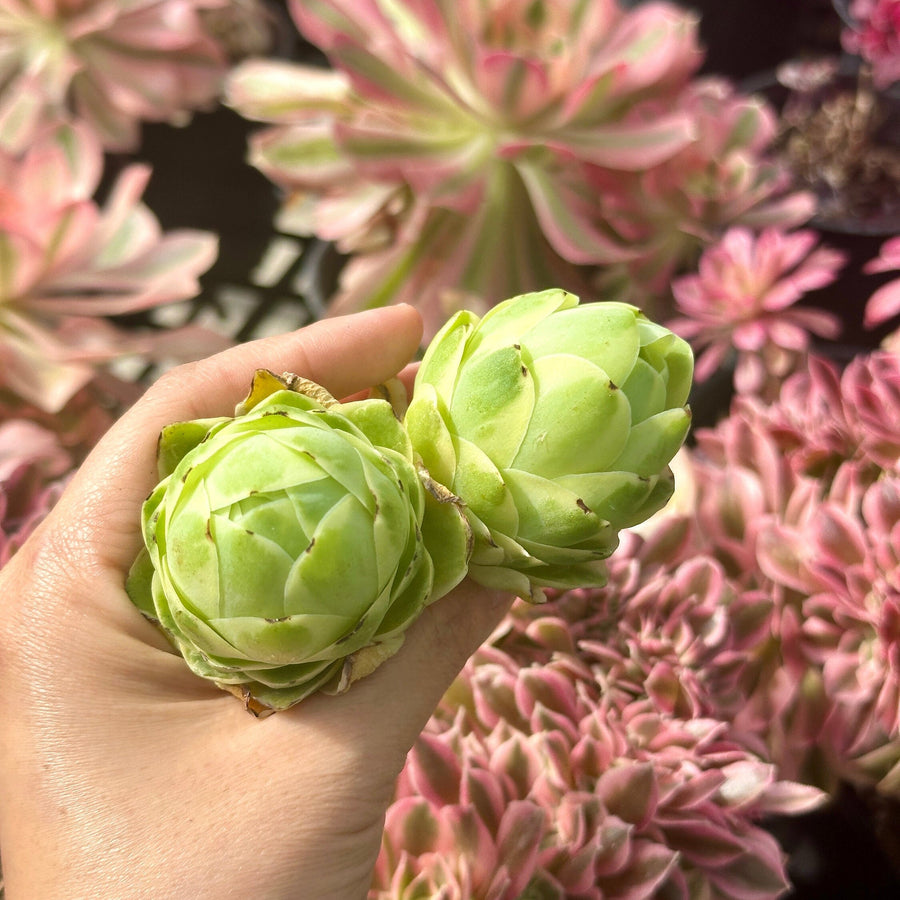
[[373, 345, 899, 898], [373, 599, 822, 900], [842, 0, 900, 89], [0, 0, 235, 152], [685, 350, 900, 790], [226, 0, 811, 336]]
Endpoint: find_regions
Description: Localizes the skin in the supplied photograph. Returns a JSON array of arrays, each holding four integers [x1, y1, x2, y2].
[[0, 305, 511, 899]]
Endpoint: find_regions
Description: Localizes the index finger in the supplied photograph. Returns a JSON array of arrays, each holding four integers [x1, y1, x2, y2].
[[51, 305, 424, 573]]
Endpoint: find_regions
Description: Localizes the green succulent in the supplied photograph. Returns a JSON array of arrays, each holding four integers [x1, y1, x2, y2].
[[404, 289, 693, 601], [126, 370, 470, 714]]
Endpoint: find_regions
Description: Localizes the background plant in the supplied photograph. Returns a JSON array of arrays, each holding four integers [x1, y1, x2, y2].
[[226, 0, 813, 336], [0, 0, 231, 151]]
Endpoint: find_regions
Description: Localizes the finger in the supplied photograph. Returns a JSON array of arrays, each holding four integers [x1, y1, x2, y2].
[[48, 305, 423, 572], [291, 582, 514, 771], [126, 303, 423, 437]]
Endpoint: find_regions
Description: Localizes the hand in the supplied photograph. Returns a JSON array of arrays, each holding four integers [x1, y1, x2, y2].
[[0, 306, 511, 899]]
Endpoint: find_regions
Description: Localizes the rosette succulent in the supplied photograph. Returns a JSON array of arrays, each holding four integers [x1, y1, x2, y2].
[[226, 0, 705, 336], [405, 289, 693, 601], [228, 0, 814, 336], [373, 623, 823, 900], [0, 0, 229, 152], [126, 370, 470, 714], [668, 227, 845, 398], [0, 121, 223, 412]]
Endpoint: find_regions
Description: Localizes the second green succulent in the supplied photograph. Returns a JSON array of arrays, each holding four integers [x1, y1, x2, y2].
[[405, 289, 694, 601]]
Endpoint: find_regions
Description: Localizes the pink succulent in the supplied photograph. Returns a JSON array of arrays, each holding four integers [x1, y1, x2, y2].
[[840, 350, 900, 470], [863, 235, 900, 329], [753, 474, 900, 788], [514, 511, 833, 792], [0, 418, 72, 566], [374, 723, 546, 900], [842, 0, 900, 89], [595, 79, 816, 310], [753, 351, 900, 476], [375, 341, 898, 900], [0, 121, 226, 412], [226, 0, 717, 336], [587, 557, 773, 722], [375, 631, 822, 900], [0, 0, 229, 152], [680, 349, 900, 789], [668, 227, 846, 397], [750, 356, 861, 477], [375, 336, 900, 894], [494, 530, 766, 726]]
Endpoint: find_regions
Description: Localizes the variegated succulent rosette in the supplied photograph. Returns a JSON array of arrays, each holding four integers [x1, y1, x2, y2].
[[0, 0, 231, 152], [0, 121, 225, 413], [226, 0, 811, 336]]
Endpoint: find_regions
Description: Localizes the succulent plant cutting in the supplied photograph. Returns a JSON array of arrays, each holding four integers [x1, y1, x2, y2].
[[126, 369, 471, 714], [127, 290, 692, 712], [406, 289, 694, 601]]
